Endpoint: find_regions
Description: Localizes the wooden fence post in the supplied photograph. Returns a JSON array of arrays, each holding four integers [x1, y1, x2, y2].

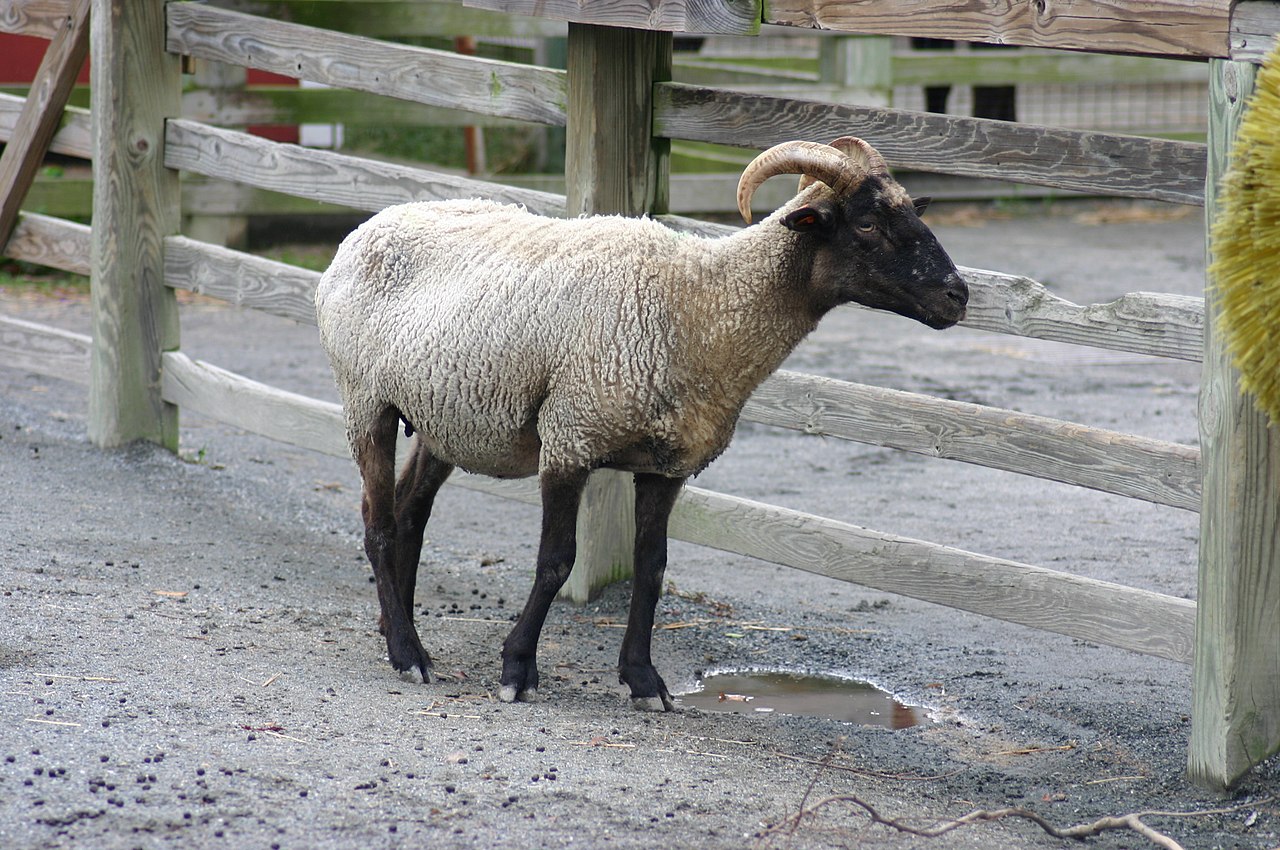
[[1189, 57, 1280, 791], [89, 0, 181, 450], [818, 35, 892, 106], [560, 22, 672, 603]]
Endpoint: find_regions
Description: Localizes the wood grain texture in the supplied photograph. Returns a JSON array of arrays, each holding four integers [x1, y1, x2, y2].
[[88, 0, 181, 450], [164, 235, 320, 325], [565, 23, 671, 216], [165, 3, 567, 125], [163, 119, 567, 217], [0, 93, 92, 158], [653, 83, 1207, 205], [0, 0, 89, 246], [745, 370, 1200, 510], [1231, 1, 1280, 64], [0, 315, 90, 385], [214, 0, 569, 39], [763, 0, 1231, 59], [961, 268, 1204, 361], [668, 486, 1196, 663], [0, 0, 70, 37], [1189, 58, 1280, 792], [160, 351, 349, 458], [1, 211, 91, 276], [462, 0, 761, 36]]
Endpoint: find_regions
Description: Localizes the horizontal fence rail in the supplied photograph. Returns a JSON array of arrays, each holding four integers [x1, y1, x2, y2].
[[654, 83, 1208, 205], [163, 119, 566, 216], [165, 3, 567, 126]]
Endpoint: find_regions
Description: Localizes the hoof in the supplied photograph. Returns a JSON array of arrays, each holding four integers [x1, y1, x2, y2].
[[631, 694, 675, 712], [499, 685, 537, 704], [397, 665, 433, 684]]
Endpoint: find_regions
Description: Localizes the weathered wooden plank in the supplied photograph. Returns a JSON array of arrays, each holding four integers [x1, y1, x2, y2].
[[763, 0, 1231, 59], [160, 351, 349, 458], [669, 486, 1196, 663], [165, 3, 567, 126], [0, 0, 70, 38], [0, 314, 90, 385], [163, 119, 567, 217], [653, 83, 1207, 205], [180, 87, 527, 129], [961, 268, 1204, 361], [163, 235, 321, 325], [0, 93, 92, 158], [151, 351, 1195, 664], [891, 48, 1210, 87], [0, 211, 91, 276], [89, 0, 181, 450], [0, 0, 88, 247], [1189, 58, 1280, 792], [1230, 1, 1280, 64], [462, 0, 761, 36], [208, 0, 569, 39], [745, 370, 1200, 511]]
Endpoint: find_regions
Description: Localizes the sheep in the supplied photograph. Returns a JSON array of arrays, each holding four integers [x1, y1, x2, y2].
[[315, 136, 967, 710]]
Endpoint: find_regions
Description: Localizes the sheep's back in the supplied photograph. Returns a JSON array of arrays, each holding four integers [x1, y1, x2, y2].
[[315, 199, 697, 476]]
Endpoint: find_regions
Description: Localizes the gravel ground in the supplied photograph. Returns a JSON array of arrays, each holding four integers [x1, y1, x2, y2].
[[1, 201, 1277, 849]]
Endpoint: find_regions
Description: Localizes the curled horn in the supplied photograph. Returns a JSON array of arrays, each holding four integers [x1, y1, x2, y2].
[[736, 140, 868, 224], [797, 136, 889, 193]]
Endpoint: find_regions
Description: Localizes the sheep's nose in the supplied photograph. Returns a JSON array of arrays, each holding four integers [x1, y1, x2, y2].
[[944, 272, 968, 307]]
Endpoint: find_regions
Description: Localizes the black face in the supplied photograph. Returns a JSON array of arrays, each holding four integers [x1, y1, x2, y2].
[[784, 179, 968, 329]]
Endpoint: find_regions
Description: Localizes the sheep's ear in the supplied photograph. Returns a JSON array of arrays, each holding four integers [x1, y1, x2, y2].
[[912, 196, 932, 216], [782, 205, 832, 233]]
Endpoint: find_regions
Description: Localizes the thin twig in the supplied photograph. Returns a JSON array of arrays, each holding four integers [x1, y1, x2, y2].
[[765, 792, 1276, 850]]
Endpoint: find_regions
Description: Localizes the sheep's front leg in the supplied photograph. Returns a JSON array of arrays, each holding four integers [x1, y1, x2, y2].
[[356, 408, 433, 683], [619, 473, 686, 712], [499, 467, 589, 703]]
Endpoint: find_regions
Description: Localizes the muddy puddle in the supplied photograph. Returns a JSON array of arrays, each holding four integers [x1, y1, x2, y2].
[[677, 670, 930, 729]]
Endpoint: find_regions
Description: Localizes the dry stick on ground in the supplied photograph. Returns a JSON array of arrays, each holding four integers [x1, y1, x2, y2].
[[764, 792, 1276, 850]]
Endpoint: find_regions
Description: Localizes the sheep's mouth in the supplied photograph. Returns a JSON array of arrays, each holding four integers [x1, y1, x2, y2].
[[923, 304, 967, 330]]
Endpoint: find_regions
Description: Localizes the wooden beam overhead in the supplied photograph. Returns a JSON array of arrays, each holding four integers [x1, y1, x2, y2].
[[764, 0, 1232, 59], [462, 0, 762, 36]]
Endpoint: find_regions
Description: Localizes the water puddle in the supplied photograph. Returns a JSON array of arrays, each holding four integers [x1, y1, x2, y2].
[[677, 670, 930, 729]]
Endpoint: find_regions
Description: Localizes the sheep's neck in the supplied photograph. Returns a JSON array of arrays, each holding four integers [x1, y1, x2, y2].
[[678, 228, 818, 406]]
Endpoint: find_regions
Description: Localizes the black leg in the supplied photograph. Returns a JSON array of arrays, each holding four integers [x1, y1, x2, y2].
[[619, 473, 686, 711], [356, 407, 432, 682], [393, 439, 454, 629], [499, 467, 589, 703]]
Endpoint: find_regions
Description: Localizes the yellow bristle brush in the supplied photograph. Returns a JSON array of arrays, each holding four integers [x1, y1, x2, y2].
[[1209, 41, 1280, 427]]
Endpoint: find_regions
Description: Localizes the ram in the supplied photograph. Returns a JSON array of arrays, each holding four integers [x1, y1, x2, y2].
[[315, 136, 968, 710]]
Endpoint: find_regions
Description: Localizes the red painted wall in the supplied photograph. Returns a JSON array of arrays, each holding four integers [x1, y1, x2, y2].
[[0, 33, 299, 143]]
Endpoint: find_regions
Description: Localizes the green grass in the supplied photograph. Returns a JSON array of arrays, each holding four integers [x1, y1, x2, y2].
[[0, 260, 88, 297]]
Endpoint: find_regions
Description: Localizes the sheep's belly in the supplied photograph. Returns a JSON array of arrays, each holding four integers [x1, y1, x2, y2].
[[411, 418, 542, 480]]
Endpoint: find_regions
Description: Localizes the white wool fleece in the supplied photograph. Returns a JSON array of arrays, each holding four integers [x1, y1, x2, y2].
[[315, 198, 819, 480]]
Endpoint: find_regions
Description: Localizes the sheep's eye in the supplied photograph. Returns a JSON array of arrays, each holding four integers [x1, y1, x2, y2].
[[855, 222, 877, 234]]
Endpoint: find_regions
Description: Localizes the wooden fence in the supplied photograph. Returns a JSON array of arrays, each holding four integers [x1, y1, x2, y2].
[[1, 0, 1278, 792], [0, 0, 1221, 232]]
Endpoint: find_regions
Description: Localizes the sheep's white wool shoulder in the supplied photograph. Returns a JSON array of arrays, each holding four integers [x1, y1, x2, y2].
[[316, 198, 810, 479]]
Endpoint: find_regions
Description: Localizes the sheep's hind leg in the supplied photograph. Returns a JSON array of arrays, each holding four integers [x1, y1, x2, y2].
[[619, 473, 686, 712], [392, 438, 455, 671], [499, 467, 590, 703], [356, 407, 433, 683]]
